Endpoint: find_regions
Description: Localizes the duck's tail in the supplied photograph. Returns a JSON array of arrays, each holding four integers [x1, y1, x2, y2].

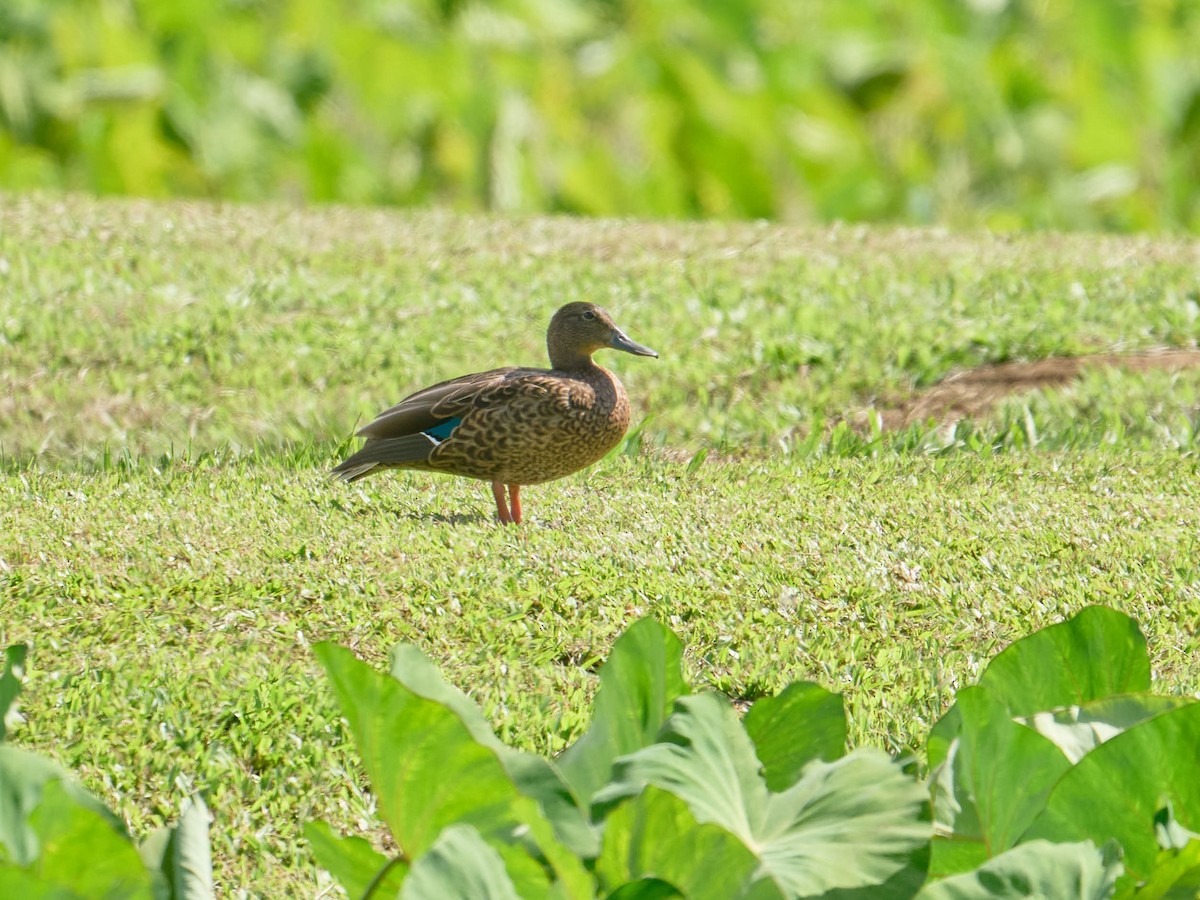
[[331, 434, 439, 482]]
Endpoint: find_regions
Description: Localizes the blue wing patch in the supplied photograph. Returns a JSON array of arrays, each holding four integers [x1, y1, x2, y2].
[[423, 417, 462, 442]]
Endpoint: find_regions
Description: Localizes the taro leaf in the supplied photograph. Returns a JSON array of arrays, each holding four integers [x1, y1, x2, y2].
[[0, 645, 26, 743], [12, 778, 155, 898], [137, 795, 214, 900], [304, 821, 404, 900], [604, 878, 684, 900], [1129, 802, 1200, 899], [929, 686, 1074, 877], [0, 747, 69, 865], [315, 643, 591, 897], [389, 644, 595, 858], [594, 693, 930, 898], [976, 606, 1149, 717], [743, 681, 846, 791], [915, 839, 1123, 900], [596, 786, 777, 900], [926, 706, 962, 775], [1024, 702, 1200, 881], [557, 619, 690, 810], [316, 643, 521, 855], [1136, 840, 1200, 898], [928, 606, 1148, 780], [1017, 695, 1191, 764], [490, 839, 558, 899], [0, 867, 76, 898], [398, 824, 521, 900], [1155, 800, 1200, 851], [0, 746, 120, 866]]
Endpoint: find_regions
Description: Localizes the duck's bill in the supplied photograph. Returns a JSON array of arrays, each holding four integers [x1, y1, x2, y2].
[[610, 329, 659, 358]]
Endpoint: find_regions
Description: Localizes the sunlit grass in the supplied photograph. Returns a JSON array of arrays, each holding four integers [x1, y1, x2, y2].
[[3, 452, 1199, 893], [2, 195, 1199, 894], [2, 195, 1198, 469]]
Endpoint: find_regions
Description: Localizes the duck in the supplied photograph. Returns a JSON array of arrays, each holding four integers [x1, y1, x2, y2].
[[332, 302, 657, 524]]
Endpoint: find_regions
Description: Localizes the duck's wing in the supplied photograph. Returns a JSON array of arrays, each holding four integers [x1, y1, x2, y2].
[[354, 366, 525, 440], [333, 368, 523, 482]]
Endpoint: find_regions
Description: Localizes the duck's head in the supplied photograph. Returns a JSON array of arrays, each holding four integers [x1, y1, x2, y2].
[[547, 302, 658, 369]]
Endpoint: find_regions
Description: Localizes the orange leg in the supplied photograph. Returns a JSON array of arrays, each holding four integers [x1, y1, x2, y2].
[[508, 484, 522, 524], [492, 480, 514, 524]]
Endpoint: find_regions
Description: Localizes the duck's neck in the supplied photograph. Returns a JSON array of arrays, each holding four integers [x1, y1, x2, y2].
[[548, 343, 598, 371]]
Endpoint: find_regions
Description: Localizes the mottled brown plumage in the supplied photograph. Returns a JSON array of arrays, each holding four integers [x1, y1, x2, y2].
[[332, 302, 657, 523]]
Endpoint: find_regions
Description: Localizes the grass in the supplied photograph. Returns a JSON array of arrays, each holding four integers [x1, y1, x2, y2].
[[4, 194, 1200, 465], [2, 193, 1200, 895]]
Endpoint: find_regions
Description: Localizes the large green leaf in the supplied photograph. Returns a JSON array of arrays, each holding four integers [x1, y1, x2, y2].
[[492, 840, 561, 899], [927, 605, 1151, 810], [0, 867, 80, 899], [389, 644, 595, 858], [398, 825, 521, 900], [929, 686, 1074, 876], [0, 645, 26, 743], [1154, 800, 1200, 852], [1025, 702, 1200, 880], [1125, 803, 1200, 899], [1017, 695, 1193, 764], [976, 606, 1149, 717], [0, 747, 61, 865], [304, 820, 404, 899], [916, 839, 1123, 899], [595, 693, 930, 897], [596, 786, 776, 900], [1133, 843, 1200, 899], [0, 746, 120, 867], [926, 706, 964, 782], [1112, 804, 1200, 897], [7, 778, 155, 899], [316, 642, 527, 858], [604, 879, 683, 900], [556, 619, 690, 810], [315, 643, 592, 898], [743, 681, 846, 791], [138, 795, 214, 900]]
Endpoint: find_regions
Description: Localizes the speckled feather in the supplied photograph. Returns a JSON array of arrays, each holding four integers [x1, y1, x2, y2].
[[331, 302, 656, 496]]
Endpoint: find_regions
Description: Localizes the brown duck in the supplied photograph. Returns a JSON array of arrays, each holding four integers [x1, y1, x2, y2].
[[332, 302, 657, 523]]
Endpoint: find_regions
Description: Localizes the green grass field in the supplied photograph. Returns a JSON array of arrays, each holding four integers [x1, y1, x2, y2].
[[2, 194, 1199, 894]]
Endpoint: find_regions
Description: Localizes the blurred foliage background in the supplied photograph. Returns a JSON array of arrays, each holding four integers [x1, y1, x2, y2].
[[1, 0, 1199, 231]]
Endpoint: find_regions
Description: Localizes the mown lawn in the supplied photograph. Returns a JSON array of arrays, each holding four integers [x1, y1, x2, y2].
[[2, 194, 1199, 895]]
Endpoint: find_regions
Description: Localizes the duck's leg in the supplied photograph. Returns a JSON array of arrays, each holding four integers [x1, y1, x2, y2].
[[492, 480, 514, 524], [507, 484, 522, 524]]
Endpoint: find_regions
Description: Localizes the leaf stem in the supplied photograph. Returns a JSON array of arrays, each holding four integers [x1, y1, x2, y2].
[[361, 854, 407, 900]]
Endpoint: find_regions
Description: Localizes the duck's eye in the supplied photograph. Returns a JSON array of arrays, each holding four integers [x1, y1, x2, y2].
[[582, 310, 596, 320]]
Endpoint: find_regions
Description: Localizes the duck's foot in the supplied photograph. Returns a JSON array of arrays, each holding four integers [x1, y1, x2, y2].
[[491, 481, 524, 525], [508, 484, 522, 524], [492, 480, 515, 525]]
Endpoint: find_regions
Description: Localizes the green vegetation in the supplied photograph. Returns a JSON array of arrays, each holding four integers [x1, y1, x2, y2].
[[310, 618, 927, 899], [308, 607, 1200, 898], [8, 607, 1197, 897], [0, 644, 214, 898], [2, 1, 1199, 230], [1, 194, 1199, 893]]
